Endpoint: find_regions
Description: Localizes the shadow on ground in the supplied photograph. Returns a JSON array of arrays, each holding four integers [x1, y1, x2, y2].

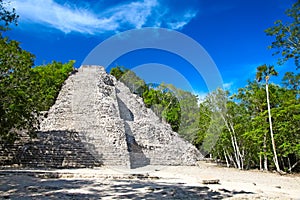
[[0, 172, 253, 199]]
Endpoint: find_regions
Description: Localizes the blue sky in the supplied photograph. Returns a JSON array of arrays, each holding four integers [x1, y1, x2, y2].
[[4, 0, 297, 96]]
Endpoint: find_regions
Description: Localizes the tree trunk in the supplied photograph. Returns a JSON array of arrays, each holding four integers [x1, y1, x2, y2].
[[223, 149, 230, 168], [220, 114, 242, 169], [263, 132, 268, 171], [259, 153, 262, 171], [230, 134, 241, 169], [228, 119, 243, 169], [289, 160, 300, 172], [288, 157, 291, 172], [280, 157, 286, 172], [265, 83, 280, 172], [228, 154, 237, 168]]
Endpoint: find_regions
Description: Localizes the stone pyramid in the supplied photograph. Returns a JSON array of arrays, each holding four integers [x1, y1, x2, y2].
[[40, 65, 203, 168]]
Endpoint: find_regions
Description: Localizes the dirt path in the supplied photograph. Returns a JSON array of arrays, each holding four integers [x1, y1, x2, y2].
[[0, 162, 299, 199]]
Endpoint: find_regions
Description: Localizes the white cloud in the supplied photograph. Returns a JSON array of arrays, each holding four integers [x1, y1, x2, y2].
[[223, 82, 233, 90], [11, 0, 109, 34], [166, 11, 197, 30], [104, 0, 158, 29], [10, 0, 198, 34]]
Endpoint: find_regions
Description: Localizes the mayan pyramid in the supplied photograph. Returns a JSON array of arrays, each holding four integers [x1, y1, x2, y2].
[[36, 65, 203, 168]]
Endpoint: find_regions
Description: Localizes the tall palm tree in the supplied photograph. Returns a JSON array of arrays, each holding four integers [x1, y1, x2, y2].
[[256, 64, 281, 172]]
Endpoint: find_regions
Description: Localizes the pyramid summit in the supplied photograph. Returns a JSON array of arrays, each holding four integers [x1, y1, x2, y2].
[[2, 65, 203, 168]]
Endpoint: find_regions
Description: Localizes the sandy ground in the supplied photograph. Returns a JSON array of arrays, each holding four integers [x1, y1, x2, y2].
[[0, 162, 299, 199]]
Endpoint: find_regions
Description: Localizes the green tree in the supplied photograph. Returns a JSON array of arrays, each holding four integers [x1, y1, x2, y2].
[[0, 2, 75, 143], [265, 1, 300, 68], [0, 0, 18, 32], [110, 66, 146, 96], [110, 67, 182, 132], [200, 89, 246, 169], [0, 1, 38, 143], [0, 37, 37, 143], [159, 87, 181, 132], [235, 81, 270, 170], [256, 64, 281, 172], [198, 98, 224, 159], [155, 84, 199, 142], [282, 72, 300, 91], [142, 87, 160, 108], [273, 74, 300, 172], [110, 66, 127, 80], [31, 61, 75, 111], [144, 84, 181, 132], [235, 79, 300, 172], [195, 103, 211, 150], [272, 88, 300, 172], [120, 70, 146, 96]]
